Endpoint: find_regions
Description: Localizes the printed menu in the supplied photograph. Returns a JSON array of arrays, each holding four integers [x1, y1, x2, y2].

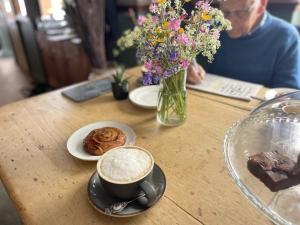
[[187, 73, 263, 101]]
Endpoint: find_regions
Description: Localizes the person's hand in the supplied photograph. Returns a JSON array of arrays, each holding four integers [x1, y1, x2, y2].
[[187, 62, 205, 84]]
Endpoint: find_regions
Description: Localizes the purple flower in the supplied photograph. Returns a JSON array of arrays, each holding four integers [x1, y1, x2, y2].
[[143, 72, 153, 85], [163, 67, 177, 78], [154, 46, 162, 59], [169, 50, 178, 61], [169, 19, 181, 31]]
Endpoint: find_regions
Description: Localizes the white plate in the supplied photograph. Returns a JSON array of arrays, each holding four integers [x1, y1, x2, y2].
[[129, 85, 159, 109], [67, 121, 136, 161], [265, 88, 298, 100]]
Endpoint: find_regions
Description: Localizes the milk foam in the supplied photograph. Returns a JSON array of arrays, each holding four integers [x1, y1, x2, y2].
[[100, 147, 152, 183]]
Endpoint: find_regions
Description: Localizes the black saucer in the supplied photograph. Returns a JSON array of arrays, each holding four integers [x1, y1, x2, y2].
[[87, 163, 166, 217]]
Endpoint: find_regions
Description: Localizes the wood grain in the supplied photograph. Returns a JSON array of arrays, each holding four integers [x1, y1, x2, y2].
[[0, 68, 271, 225]]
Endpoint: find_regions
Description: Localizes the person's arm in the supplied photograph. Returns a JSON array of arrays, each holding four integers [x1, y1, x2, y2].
[[270, 31, 300, 89]]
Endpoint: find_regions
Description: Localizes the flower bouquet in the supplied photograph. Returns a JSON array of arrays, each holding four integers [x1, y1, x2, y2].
[[117, 0, 231, 126]]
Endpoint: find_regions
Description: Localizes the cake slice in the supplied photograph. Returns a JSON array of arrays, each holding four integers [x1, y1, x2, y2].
[[247, 151, 300, 192]]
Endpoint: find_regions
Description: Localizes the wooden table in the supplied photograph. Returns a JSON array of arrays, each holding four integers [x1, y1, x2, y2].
[[0, 67, 272, 225], [126, 67, 268, 112]]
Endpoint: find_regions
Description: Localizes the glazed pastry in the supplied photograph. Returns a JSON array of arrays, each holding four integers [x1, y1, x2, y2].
[[83, 127, 126, 155]]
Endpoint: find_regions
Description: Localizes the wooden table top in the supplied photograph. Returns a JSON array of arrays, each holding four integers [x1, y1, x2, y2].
[[0, 67, 271, 225]]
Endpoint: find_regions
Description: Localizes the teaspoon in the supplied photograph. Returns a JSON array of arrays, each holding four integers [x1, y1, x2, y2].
[[105, 193, 146, 214]]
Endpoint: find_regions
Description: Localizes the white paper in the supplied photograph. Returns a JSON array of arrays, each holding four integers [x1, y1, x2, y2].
[[187, 73, 263, 101]]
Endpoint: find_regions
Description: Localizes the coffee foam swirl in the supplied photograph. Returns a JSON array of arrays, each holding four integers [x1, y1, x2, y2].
[[98, 147, 153, 184]]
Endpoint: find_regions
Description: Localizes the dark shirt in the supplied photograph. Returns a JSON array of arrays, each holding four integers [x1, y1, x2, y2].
[[205, 13, 300, 89]]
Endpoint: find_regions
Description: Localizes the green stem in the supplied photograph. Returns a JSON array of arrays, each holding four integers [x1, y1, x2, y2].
[[157, 70, 187, 126]]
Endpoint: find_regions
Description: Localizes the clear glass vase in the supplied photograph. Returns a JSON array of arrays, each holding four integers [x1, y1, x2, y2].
[[157, 69, 187, 126]]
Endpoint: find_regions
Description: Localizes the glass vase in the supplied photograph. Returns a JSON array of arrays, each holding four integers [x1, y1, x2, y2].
[[157, 69, 187, 126]]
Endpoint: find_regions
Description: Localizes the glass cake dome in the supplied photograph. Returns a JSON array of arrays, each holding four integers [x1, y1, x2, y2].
[[224, 91, 300, 225]]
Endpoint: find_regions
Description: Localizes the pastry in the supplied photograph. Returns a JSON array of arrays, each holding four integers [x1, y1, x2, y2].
[[83, 127, 126, 155]]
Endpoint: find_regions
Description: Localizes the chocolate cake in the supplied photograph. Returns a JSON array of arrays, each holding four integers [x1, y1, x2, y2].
[[247, 151, 300, 192]]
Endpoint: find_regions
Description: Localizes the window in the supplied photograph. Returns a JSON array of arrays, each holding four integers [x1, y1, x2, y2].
[[18, 0, 27, 16], [39, 0, 65, 20]]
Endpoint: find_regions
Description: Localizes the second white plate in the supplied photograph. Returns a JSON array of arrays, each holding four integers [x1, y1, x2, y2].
[[67, 121, 136, 161], [265, 88, 298, 100], [129, 85, 159, 109]]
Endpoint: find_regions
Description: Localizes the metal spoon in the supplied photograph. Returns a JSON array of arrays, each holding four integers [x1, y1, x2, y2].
[[105, 193, 146, 215]]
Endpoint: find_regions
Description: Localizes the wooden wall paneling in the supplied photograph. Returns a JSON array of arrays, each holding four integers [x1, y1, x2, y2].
[[52, 41, 66, 87], [36, 32, 91, 88], [63, 41, 78, 85], [76, 43, 91, 83]]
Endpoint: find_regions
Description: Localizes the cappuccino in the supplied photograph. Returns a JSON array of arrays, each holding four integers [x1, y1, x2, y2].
[[98, 147, 153, 184]]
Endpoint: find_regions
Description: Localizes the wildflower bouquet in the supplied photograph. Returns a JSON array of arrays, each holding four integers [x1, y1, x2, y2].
[[117, 0, 231, 125]]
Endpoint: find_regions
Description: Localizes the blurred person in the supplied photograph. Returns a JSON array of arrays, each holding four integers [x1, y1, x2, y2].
[[188, 0, 300, 89]]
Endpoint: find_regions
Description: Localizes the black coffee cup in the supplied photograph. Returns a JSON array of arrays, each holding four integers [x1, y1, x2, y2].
[[97, 146, 157, 207]]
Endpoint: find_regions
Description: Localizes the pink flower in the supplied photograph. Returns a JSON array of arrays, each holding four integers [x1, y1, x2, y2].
[[169, 19, 181, 31], [201, 2, 211, 11], [154, 65, 163, 75], [190, 40, 196, 48], [180, 60, 190, 69], [149, 3, 157, 13], [211, 30, 220, 39], [144, 61, 154, 71], [152, 16, 159, 24], [195, 1, 210, 11], [138, 15, 146, 25], [144, 61, 162, 75], [177, 34, 190, 45], [195, 1, 204, 8], [180, 13, 188, 20]]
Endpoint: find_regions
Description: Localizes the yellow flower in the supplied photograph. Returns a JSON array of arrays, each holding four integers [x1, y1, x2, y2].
[[178, 28, 184, 34], [147, 34, 153, 41], [156, 0, 166, 4], [155, 27, 162, 34], [201, 12, 212, 21], [157, 38, 165, 43], [162, 21, 170, 29], [152, 41, 157, 46]]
